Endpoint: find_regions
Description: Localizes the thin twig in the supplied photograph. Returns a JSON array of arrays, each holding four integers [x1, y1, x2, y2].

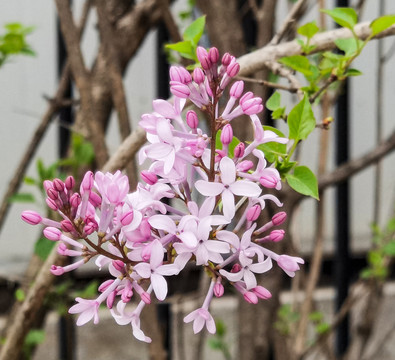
[[236, 75, 299, 93]]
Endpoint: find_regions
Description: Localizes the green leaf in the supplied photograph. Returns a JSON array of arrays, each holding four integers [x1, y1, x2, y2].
[[266, 91, 281, 111], [25, 329, 45, 346], [298, 21, 319, 39], [34, 237, 56, 261], [316, 322, 330, 335], [8, 193, 35, 203], [183, 15, 206, 45], [286, 166, 319, 200], [23, 176, 36, 185], [287, 94, 316, 141], [165, 41, 196, 60], [309, 311, 323, 322], [344, 68, 362, 77], [215, 319, 226, 337], [256, 126, 287, 163], [321, 8, 358, 30], [383, 241, 395, 256], [208, 339, 223, 350], [334, 38, 363, 56], [370, 15, 395, 37], [15, 288, 25, 302], [279, 55, 312, 76]]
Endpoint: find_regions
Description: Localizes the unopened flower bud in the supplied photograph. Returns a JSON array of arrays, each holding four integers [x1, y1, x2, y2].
[[241, 98, 263, 115], [214, 282, 224, 298], [44, 227, 62, 241], [65, 176, 75, 191], [272, 212, 287, 226], [53, 178, 65, 192], [112, 260, 125, 273], [121, 288, 133, 303], [21, 210, 42, 225], [252, 286, 272, 299], [226, 61, 240, 77], [61, 219, 74, 233], [81, 171, 94, 191], [106, 290, 116, 309], [170, 82, 190, 98], [240, 91, 254, 104], [221, 124, 233, 145], [193, 68, 205, 84], [43, 180, 53, 193], [196, 46, 210, 70], [237, 160, 254, 172], [246, 205, 261, 222], [208, 47, 219, 64], [121, 211, 134, 226], [270, 229, 285, 242], [221, 52, 231, 66], [215, 149, 226, 162], [140, 219, 151, 239], [243, 291, 258, 304], [99, 279, 115, 292], [47, 188, 58, 201], [46, 198, 58, 211], [231, 263, 242, 273], [89, 191, 102, 207], [230, 80, 244, 98], [50, 265, 64, 276], [57, 243, 68, 256], [70, 193, 81, 209], [260, 175, 278, 189], [234, 143, 245, 158], [186, 110, 199, 129]]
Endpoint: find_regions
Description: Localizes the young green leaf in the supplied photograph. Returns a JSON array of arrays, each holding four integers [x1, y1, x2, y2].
[[266, 91, 281, 111], [286, 166, 319, 200], [256, 126, 287, 163], [321, 8, 358, 30], [279, 55, 312, 76], [370, 15, 395, 37], [165, 41, 197, 61], [287, 94, 316, 141], [298, 21, 319, 39], [183, 15, 206, 45], [8, 193, 35, 203], [34, 237, 56, 261], [334, 38, 363, 57]]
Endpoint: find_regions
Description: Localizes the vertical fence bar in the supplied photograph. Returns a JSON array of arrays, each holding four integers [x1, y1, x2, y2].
[[335, 0, 350, 355]]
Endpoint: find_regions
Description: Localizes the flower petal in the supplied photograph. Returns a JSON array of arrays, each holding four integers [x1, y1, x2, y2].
[[148, 215, 176, 234], [220, 157, 236, 185], [151, 273, 168, 301], [195, 180, 224, 196], [222, 189, 235, 220], [230, 180, 261, 197]]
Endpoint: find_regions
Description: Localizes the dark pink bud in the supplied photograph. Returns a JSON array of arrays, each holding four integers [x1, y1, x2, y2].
[[246, 205, 261, 222], [46, 198, 58, 211], [141, 244, 151, 262], [121, 211, 134, 226], [81, 171, 94, 191], [243, 291, 258, 304], [99, 279, 114, 292], [50, 265, 64, 276], [215, 149, 226, 162], [193, 68, 205, 84], [65, 176, 75, 191], [252, 286, 272, 299], [221, 53, 231, 66], [221, 124, 233, 145], [106, 290, 116, 309], [84, 222, 97, 235], [170, 82, 190, 98], [272, 212, 287, 226], [231, 263, 242, 273], [169, 66, 184, 82], [141, 170, 158, 185], [53, 178, 65, 192], [121, 288, 133, 303], [226, 62, 240, 77], [112, 260, 125, 273], [47, 188, 58, 201], [21, 210, 42, 225], [140, 219, 151, 239], [260, 175, 278, 189], [57, 243, 68, 256], [241, 98, 263, 115], [230, 80, 244, 98], [141, 292, 151, 304], [196, 46, 210, 70], [43, 227, 61, 241], [240, 91, 254, 104], [89, 191, 102, 207], [186, 110, 199, 129], [43, 180, 53, 192], [179, 67, 192, 83], [270, 229, 285, 242], [234, 143, 245, 158], [237, 160, 254, 172], [61, 219, 74, 233], [214, 282, 224, 298], [208, 47, 219, 64], [70, 193, 81, 209]]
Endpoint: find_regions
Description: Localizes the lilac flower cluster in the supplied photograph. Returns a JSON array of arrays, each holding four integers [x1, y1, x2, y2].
[[22, 47, 303, 342]]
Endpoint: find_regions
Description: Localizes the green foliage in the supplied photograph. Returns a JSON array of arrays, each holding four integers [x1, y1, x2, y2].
[[165, 16, 206, 66], [266, 91, 286, 120], [370, 15, 395, 37], [8, 192, 35, 203], [297, 21, 319, 54], [287, 94, 316, 141], [208, 319, 231, 360], [275, 304, 300, 336], [279, 55, 313, 77], [361, 214, 395, 281], [256, 126, 287, 163], [321, 7, 358, 30], [23, 329, 45, 360], [15, 288, 26, 302], [34, 236, 56, 261], [285, 166, 319, 200], [0, 23, 35, 67]]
